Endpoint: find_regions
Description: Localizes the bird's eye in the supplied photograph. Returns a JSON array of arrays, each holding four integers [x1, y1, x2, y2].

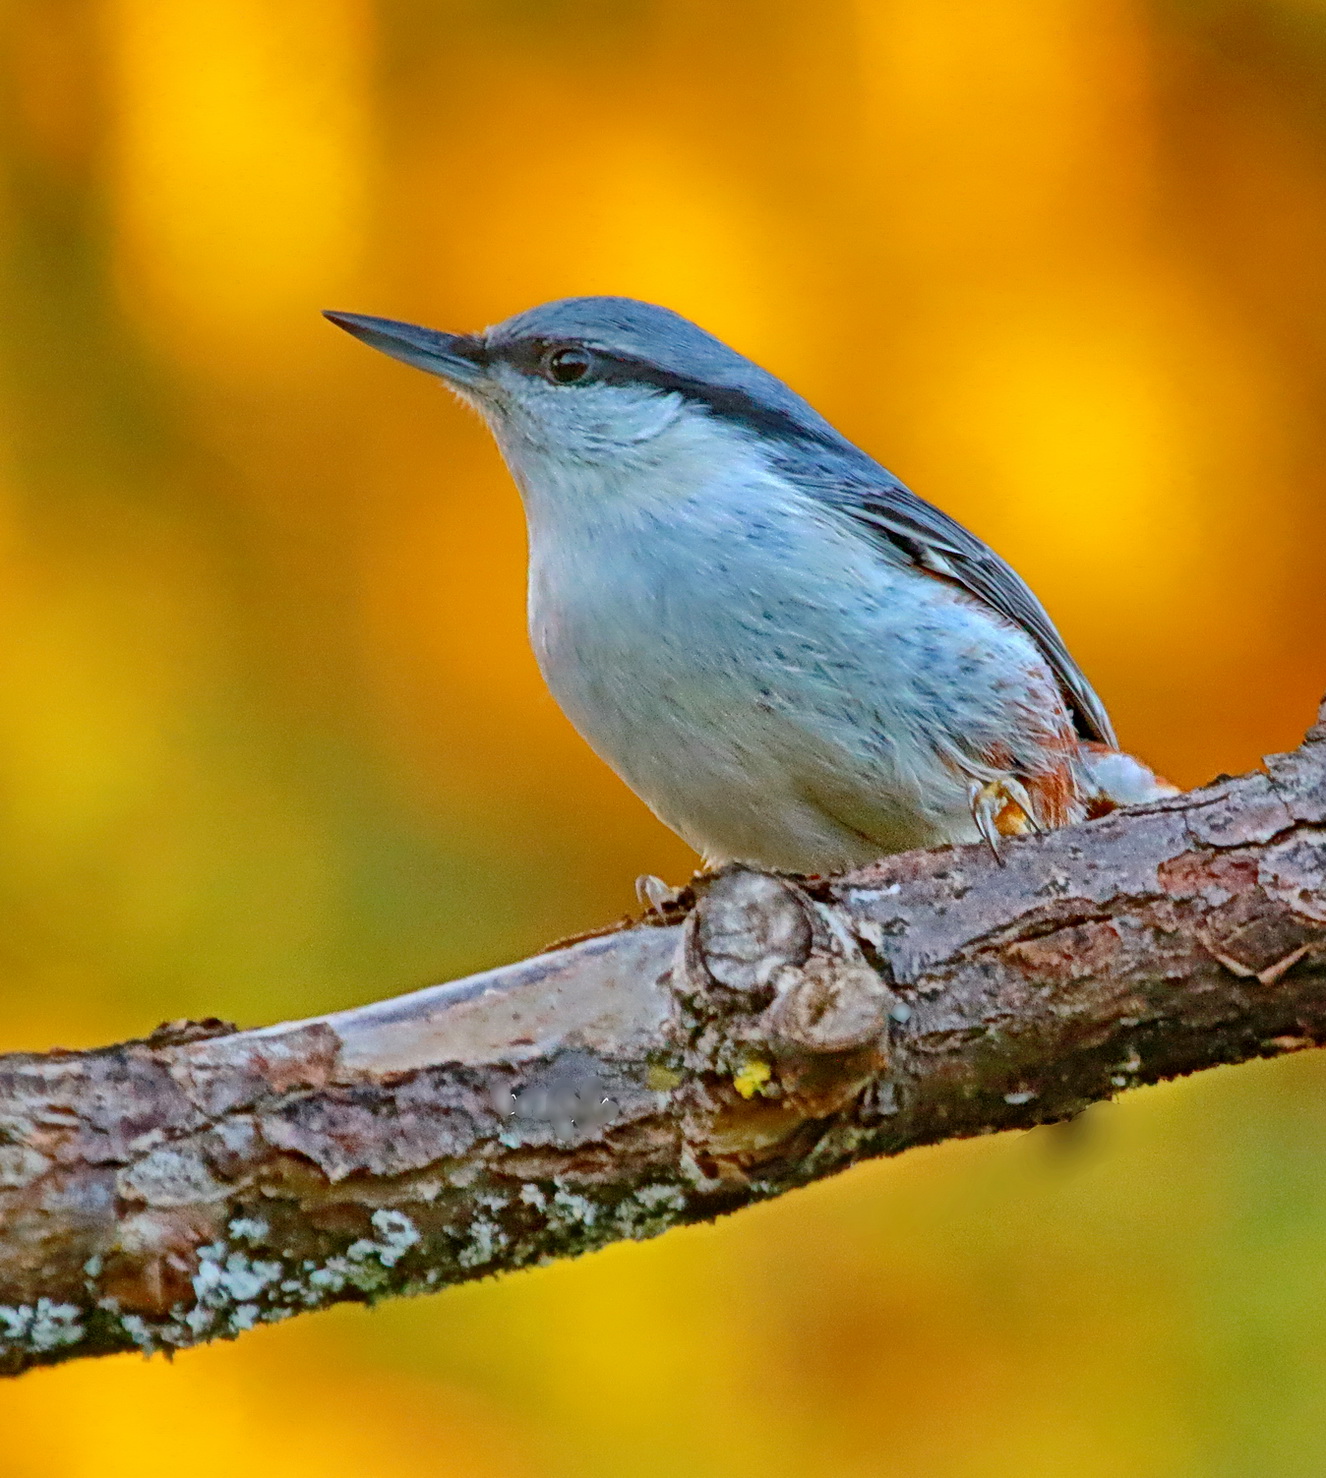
[[545, 347, 593, 385]]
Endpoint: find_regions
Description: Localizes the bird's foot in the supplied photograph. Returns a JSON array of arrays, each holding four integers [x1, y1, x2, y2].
[[636, 874, 685, 918], [968, 778, 1041, 863]]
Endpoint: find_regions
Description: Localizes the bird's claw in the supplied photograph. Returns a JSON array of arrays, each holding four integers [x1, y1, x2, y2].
[[968, 778, 1041, 864], [636, 874, 683, 917]]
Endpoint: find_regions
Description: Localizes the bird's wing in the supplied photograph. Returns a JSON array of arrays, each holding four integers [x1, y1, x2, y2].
[[790, 454, 1117, 747]]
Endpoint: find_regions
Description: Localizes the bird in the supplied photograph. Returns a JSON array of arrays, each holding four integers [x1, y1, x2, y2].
[[325, 296, 1175, 876]]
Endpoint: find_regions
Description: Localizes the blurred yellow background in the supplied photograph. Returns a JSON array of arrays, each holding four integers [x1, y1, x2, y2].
[[2, 0, 1326, 1472]]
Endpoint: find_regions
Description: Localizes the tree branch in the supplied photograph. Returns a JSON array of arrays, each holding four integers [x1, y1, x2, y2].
[[3, 702, 1326, 1376]]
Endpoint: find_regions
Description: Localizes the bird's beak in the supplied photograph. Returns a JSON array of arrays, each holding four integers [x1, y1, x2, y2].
[[323, 310, 487, 386]]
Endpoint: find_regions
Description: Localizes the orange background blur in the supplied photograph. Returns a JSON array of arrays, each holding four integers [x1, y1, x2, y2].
[[3, 1, 1326, 1473]]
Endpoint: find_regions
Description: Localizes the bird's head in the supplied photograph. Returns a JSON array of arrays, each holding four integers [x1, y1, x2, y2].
[[325, 296, 847, 515]]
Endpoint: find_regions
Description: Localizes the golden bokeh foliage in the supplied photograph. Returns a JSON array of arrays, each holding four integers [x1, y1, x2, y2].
[[2, 0, 1326, 1472]]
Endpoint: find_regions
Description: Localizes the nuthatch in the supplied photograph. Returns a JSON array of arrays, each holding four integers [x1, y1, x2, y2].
[[327, 297, 1174, 873]]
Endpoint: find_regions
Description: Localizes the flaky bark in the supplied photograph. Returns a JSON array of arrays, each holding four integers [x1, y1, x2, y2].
[[3, 703, 1326, 1376]]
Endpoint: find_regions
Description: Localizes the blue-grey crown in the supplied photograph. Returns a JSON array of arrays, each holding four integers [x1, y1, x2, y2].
[[488, 296, 851, 451]]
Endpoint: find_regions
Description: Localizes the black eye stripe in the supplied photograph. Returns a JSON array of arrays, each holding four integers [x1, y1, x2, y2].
[[487, 336, 843, 449], [495, 337, 580, 378]]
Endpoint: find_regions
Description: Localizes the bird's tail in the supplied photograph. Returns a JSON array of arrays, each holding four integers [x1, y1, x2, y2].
[[1077, 741, 1179, 817]]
